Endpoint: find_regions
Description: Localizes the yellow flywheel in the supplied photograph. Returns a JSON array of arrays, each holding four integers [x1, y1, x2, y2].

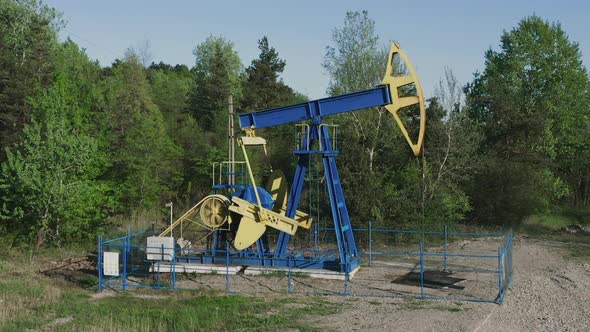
[[199, 195, 230, 229]]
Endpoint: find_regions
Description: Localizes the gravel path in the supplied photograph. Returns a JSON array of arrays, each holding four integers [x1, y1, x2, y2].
[[308, 238, 590, 331]]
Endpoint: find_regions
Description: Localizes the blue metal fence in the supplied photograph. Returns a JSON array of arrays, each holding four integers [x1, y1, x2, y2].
[[97, 224, 513, 304]]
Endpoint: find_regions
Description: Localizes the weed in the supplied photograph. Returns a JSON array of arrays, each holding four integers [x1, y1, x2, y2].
[[0, 249, 336, 331], [518, 210, 590, 261], [400, 298, 465, 312]]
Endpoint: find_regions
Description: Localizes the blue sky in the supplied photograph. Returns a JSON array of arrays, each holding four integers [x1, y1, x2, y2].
[[48, 0, 590, 100]]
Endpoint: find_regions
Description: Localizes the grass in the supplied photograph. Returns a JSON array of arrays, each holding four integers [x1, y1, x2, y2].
[[519, 208, 590, 261], [523, 207, 590, 230], [523, 214, 578, 231], [0, 248, 338, 332]]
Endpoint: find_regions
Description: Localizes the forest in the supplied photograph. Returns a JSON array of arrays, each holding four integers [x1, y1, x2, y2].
[[1, 1, 589, 253]]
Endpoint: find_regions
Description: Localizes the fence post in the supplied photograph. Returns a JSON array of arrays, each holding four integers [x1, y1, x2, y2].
[[122, 234, 128, 290], [509, 234, 513, 288], [507, 232, 513, 289], [314, 223, 319, 254], [498, 246, 503, 304], [420, 242, 425, 300], [172, 242, 176, 290], [127, 227, 131, 247], [225, 241, 230, 293], [368, 220, 373, 267], [97, 235, 103, 293], [444, 225, 449, 271], [344, 257, 350, 296], [288, 254, 292, 294]]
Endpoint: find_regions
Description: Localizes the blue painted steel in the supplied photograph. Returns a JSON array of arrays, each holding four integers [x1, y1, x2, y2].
[[212, 229, 219, 260], [498, 246, 503, 304], [231, 185, 275, 209], [239, 86, 391, 129], [274, 125, 312, 258], [172, 244, 176, 289], [234, 85, 395, 272], [420, 242, 425, 300], [318, 227, 506, 238], [273, 123, 359, 272], [444, 225, 449, 271], [287, 255, 293, 293], [97, 235, 103, 292], [313, 222, 319, 253], [225, 242, 230, 293], [122, 231, 128, 290], [319, 124, 358, 262], [368, 221, 373, 267], [212, 184, 246, 189], [98, 226, 512, 303], [231, 186, 273, 260], [293, 150, 339, 156], [505, 233, 513, 288], [344, 256, 350, 295]]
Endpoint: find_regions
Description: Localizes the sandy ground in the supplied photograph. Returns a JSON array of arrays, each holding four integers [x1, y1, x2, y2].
[[306, 238, 590, 332]]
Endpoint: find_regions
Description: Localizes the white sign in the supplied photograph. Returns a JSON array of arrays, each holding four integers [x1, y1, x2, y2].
[[103, 252, 119, 276], [146, 236, 175, 261]]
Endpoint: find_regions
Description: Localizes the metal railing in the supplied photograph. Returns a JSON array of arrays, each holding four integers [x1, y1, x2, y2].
[[97, 224, 513, 304]]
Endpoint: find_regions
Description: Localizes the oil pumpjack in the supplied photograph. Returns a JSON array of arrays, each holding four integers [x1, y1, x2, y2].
[[154, 42, 426, 272]]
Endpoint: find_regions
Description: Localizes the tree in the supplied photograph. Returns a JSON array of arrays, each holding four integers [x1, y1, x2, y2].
[[323, 10, 403, 173], [240, 36, 305, 177], [464, 16, 588, 224], [132, 39, 153, 67], [430, 68, 481, 191], [0, 78, 109, 253], [147, 62, 211, 202], [323, 11, 415, 227], [148, 62, 192, 132], [242, 36, 295, 111], [323, 11, 387, 96], [189, 36, 242, 132], [54, 39, 103, 120], [0, 0, 61, 159], [103, 52, 181, 211]]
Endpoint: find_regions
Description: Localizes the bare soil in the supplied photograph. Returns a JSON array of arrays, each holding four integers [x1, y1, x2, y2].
[[307, 238, 590, 332]]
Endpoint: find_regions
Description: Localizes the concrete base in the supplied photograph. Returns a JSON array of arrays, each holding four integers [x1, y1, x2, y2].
[[244, 265, 361, 280], [148, 262, 360, 280], [149, 263, 242, 274]]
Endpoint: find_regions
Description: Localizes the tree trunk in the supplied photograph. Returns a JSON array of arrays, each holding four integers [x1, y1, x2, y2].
[[368, 147, 374, 173], [33, 229, 45, 256]]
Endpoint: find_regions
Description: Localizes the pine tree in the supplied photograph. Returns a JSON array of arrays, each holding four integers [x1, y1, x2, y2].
[[242, 36, 295, 111], [189, 36, 242, 132], [105, 52, 181, 211]]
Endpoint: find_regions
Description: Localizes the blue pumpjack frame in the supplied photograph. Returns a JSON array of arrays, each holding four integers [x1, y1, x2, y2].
[[145, 85, 391, 272], [239, 86, 391, 129], [273, 122, 360, 271], [232, 85, 392, 273], [175, 123, 360, 271], [235, 87, 390, 271]]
